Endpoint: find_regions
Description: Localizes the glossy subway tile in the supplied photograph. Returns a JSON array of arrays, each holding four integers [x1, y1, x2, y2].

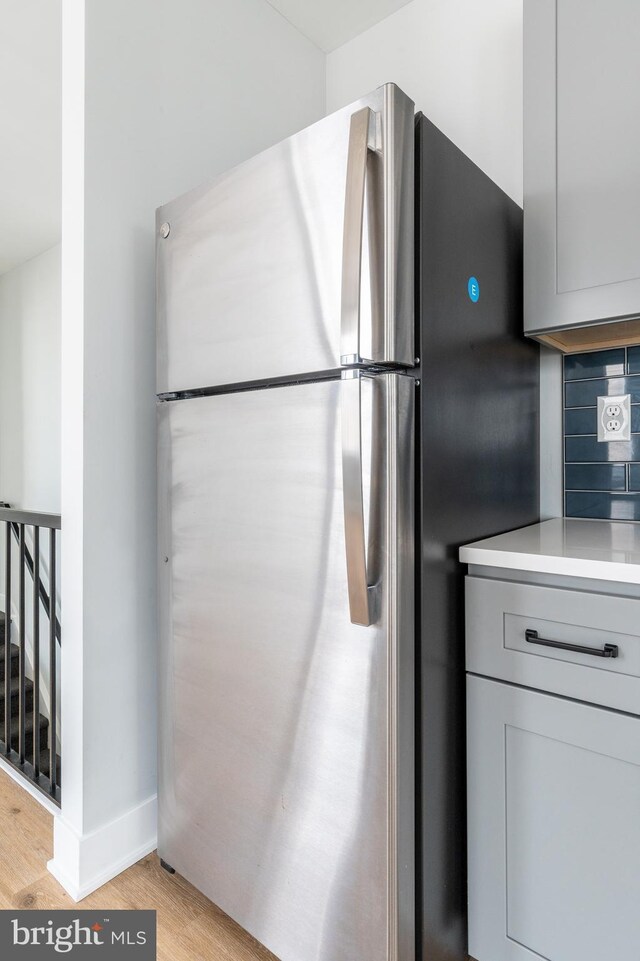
[[565, 491, 640, 521], [564, 348, 626, 381], [565, 406, 640, 435], [565, 463, 627, 492], [565, 374, 640, 408], [628, 346, 640, 375], [629, 464, 640, 491], [564, 407, 597, 435], [565, 434, 640, 463]]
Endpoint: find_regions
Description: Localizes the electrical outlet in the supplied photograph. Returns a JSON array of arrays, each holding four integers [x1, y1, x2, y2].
[[597, 394, 631, 442]]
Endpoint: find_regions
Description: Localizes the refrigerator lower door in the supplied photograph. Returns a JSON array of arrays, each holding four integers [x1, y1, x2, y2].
[[158, 374, 415, 961], [156, 83, 414, 395]]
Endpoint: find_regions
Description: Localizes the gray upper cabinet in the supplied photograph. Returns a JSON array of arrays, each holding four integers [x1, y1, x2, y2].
[[524, 0, 640, 351]]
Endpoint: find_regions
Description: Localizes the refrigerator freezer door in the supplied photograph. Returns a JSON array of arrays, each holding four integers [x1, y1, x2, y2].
[[156, 83, 414, 395], [158, 374, 415, 961]]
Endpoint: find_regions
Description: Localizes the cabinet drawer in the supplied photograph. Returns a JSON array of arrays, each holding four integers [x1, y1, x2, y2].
[[466, 576, 640, 714]]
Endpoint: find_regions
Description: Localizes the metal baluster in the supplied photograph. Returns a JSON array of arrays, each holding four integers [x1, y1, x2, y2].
[[18, 524, 25, 765], [49, 529, 57, 795], [4, 522, 10, 757], [32, 527, 40, 778], [0, 510, 60, 801]]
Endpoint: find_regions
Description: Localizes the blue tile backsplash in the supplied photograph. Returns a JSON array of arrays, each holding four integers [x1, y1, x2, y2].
[[564, 347, 640, 519], [565, 375, 640, 408], [627, 346, 640, 375], [565, 434, 640, 464], [564, 348, 626, 382], [565, 463, 627, 491], [629, 464, 640, 491], [562, 407, 640, 435]]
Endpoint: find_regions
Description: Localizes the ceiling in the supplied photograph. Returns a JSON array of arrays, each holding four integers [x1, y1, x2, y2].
[[0, 0, 61, 276], [265, 0, 413, 52]]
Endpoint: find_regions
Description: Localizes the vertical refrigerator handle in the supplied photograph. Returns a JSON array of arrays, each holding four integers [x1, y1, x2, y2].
[[340, 106, 377, 366], [341, 369, 375, 626]]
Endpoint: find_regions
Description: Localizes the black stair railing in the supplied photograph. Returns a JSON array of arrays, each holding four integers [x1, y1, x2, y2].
[[6, 520, 61, 644], [0, 505, 61, 805]]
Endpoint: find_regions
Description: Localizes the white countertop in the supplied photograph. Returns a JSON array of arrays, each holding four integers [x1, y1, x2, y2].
[[460, 518, 640, 584]]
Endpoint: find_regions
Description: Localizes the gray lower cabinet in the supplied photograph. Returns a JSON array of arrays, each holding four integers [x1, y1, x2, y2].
[[467, 674, 640, 961], [524, 0, 640, 346], [465, 575, 640, 714]]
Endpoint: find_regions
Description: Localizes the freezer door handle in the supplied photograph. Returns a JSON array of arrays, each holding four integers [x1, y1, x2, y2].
[[341, 369, 375, 626], [340, 106, 377, 367]]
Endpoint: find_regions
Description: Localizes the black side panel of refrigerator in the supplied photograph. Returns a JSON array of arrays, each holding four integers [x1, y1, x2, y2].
[[415, 114, 540, 961]]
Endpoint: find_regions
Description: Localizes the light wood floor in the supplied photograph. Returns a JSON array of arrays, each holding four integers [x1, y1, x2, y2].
[[0, 768, 276, 960]]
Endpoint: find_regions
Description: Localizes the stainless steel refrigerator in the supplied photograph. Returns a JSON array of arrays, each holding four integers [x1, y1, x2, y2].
[[157, 83, 539, 961]]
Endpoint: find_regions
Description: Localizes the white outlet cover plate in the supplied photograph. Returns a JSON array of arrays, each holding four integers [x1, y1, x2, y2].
[[597, 393, 631, 442]]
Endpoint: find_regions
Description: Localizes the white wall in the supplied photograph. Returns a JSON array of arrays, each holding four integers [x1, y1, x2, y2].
[[53, 0, 325, 901], [327, 0, 523, 204], [0, 1, 62, 275], [0, 245, 61, 513], [0, 244, 62, 757]]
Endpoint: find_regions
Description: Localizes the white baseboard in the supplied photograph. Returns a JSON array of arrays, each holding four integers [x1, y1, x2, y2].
[[47, 794, 157, 901], [0, 755, 60, 815]]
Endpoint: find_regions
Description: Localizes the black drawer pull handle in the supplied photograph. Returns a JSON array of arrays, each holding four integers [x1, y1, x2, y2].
[[525, 629, 619, 659]]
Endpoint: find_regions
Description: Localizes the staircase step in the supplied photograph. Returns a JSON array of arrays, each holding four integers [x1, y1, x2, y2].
[[0, 643, 19, 682], [0, 616, 59, 792], [0, 675, 34, 718], [38, 749, 61, 786], [0, 710, 49, 756]]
